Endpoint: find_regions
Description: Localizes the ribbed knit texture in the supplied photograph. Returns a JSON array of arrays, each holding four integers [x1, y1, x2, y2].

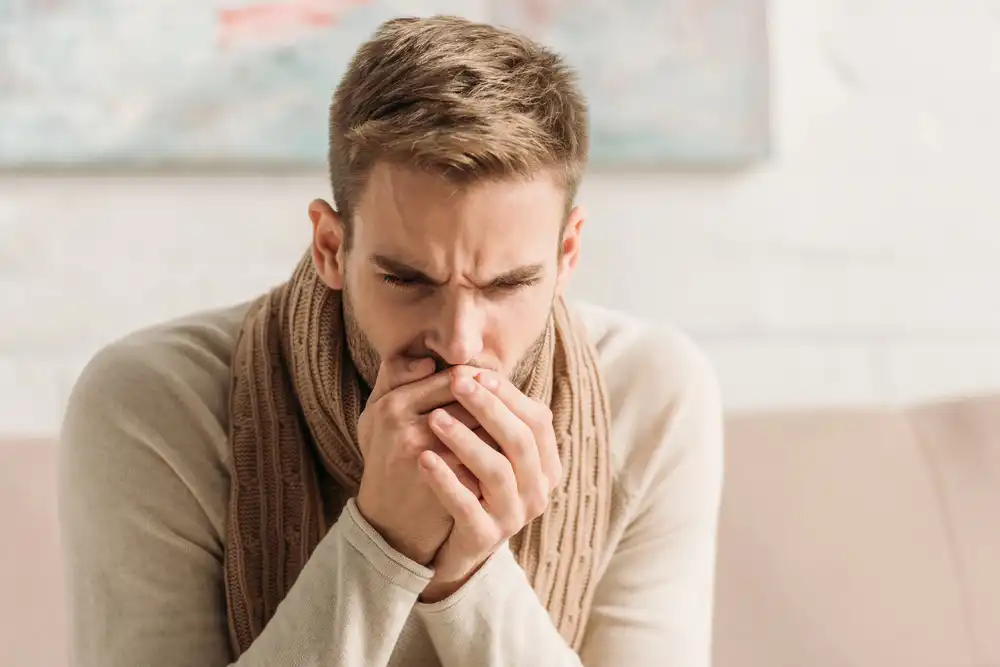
[[224, 251, 612, 656]]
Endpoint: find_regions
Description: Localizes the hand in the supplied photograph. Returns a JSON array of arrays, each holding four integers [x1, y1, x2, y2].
[[417, 370, 563, 602], [355, 358, 482, 565]]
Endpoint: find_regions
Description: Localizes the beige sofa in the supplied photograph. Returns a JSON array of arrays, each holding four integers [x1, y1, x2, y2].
[[3, 394, 998, 667]]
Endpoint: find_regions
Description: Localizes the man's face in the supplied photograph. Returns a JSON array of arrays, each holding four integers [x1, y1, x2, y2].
[[311, 162, 584, 390]]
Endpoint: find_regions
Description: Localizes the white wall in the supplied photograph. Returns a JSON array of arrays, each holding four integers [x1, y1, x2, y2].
[[3, 0, 1000, 436]]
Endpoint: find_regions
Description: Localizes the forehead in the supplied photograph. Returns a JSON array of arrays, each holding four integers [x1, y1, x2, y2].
[[351, 162, 566, 263]]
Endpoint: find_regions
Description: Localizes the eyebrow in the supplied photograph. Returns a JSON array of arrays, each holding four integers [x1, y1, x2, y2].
[[370, 253, 545, 288]]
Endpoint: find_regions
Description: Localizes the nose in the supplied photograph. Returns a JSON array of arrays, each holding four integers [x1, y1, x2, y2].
[[426, 291, 485, 367]]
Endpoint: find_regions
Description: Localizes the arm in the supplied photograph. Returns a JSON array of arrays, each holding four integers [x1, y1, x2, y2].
[[414, 542, 583, 665], [59, 345, 432, 667], [413, 336, 725, 666], [578, 349, 724, 667]]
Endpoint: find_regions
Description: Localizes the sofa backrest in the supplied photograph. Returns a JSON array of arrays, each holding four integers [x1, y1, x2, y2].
[[715, 395, 1000, 667], [2, 394, 998, 667], [0, 438, 67, 667]]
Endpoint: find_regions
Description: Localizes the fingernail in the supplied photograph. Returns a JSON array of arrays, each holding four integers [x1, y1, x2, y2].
[[454, 377, 475, 395], [478, 373, 499, 391], [432, 409, 453, 428]]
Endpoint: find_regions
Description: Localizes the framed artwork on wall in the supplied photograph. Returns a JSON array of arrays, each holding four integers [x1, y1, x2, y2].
[[0, 0, 770, 169]]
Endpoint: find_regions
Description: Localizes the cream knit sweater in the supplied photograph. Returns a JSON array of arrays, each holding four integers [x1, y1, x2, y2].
[[59, 300, 723, 667]]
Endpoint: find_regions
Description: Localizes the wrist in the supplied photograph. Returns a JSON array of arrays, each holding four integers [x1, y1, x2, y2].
[[419, 560, 486, 603], [355, 493, 437, 566], [419, 576, 469, 604]]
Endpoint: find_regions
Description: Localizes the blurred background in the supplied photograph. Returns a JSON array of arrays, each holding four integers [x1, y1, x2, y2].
[[2, 1, 1000, 666], [2, 0, 997, 438]]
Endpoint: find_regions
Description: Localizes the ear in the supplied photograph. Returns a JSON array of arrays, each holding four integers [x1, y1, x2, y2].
[[555, 205, 585, 297], [309, 198, 346, 290]]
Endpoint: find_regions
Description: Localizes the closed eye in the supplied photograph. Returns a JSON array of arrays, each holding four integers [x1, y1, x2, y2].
[[380, 273, 540, 293], [381, 274, 422, 289], [486, 278, 541, 293]]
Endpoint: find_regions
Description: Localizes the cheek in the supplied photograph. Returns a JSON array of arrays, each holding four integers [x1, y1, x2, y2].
[[349, 274, 422, 347], [484, 288, 554, 355]]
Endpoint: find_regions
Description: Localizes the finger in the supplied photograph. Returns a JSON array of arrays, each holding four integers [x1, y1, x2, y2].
[[397, 371, 465, 414], [418, 450, 491, 527], [451, 373, 544, 493], [539, 439, 563, 493], [477, 371, 560, 490], [475, 370, 549, 427], [433, 449, 482, 497], [377, 370, 458, 418], [368, 357, 436, 404], [429, 409, 518, 512], [388, 361, 489, 415], [440, 402, 481, 430]]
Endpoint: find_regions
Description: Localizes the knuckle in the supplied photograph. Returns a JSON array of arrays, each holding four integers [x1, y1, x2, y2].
[[478, 524, 504, 549], [400, 426, 429, 457], [550, 461, 564, 487], [514, 421, 535, 447], [485, 463, 514, 491], [498, 514, 523, 538], [457, 497, 483, 524], [403, 441, 423, 459], [525, 488, 550, 518], [525, 407, 553, 434], [380, 394, 407, 424]]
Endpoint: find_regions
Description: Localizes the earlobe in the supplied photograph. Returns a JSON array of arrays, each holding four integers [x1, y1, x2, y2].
[[309, 199, 346, 290]]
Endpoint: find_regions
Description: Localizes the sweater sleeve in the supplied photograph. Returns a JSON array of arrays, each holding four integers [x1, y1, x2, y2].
[[416, 325, 725, 667], [415, 545, 584, 666], [577, 334, 724, 667], [59, 343, 432, 667]]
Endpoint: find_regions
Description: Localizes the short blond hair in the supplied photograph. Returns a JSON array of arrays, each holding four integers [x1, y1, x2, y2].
[[328, 15, 589, 235]]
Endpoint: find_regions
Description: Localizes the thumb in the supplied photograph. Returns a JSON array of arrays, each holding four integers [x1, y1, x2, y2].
[[367, 356, 435, 404]]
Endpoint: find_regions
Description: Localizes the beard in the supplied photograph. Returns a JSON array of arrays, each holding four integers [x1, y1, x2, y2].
[[342, 282, 551, 393]]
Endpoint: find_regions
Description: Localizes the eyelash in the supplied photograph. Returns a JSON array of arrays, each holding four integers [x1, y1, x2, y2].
[[380, 274, 538, 293], [380, 274, 414, 289]]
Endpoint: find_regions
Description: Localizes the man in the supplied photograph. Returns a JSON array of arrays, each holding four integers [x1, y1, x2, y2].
[[60, 15, 724, 667]]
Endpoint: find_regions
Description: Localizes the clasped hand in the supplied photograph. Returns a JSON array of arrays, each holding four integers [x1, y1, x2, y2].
[[355, 358, 562, 603]]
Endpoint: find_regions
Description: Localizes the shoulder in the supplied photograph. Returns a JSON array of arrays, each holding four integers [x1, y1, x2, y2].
[[60, 302, 251, 532], [574, 300, 721, 416], [63, 301, 248, 440], [575, 301, 719, 398], [572, 300, 724, 505]]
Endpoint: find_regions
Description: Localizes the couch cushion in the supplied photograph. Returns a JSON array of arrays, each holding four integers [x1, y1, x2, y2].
[[715, 407, 972, 667], [910, 395, 1000, 666], [0, 439, 68, 667], [4, 395, 996, 667]]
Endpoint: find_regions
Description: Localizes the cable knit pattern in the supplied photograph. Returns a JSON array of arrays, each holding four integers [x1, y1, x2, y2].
[[224, 251, 612, 656]]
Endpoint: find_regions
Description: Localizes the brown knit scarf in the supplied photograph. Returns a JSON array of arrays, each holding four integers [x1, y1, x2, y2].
[[224, 251, 612, 656]]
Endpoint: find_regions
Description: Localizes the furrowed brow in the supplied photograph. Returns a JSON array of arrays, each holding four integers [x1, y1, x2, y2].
[[480, 264, 545, 288], [370, 254, 544, 288], [370, 253, 442, 285]]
